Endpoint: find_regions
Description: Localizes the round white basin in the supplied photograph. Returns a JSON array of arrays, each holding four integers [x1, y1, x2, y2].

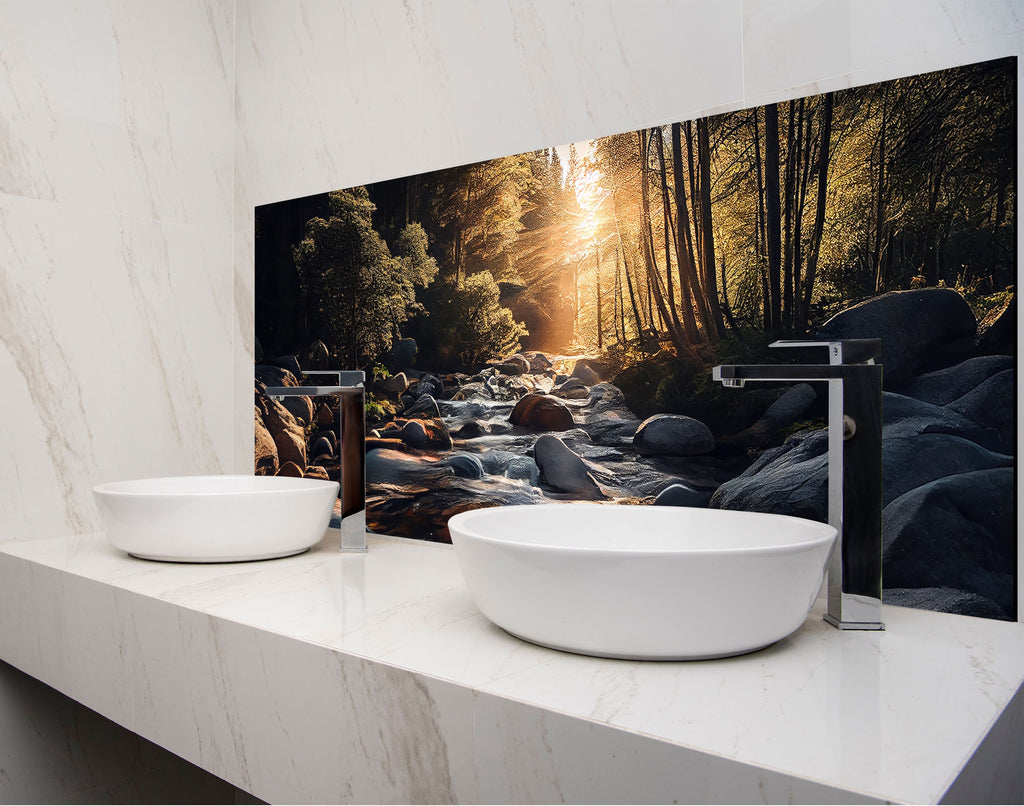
[[448, 503, 837, 660], [93, 475, 339, 562]]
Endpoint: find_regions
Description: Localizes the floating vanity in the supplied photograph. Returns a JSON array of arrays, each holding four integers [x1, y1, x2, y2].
[[0, 531, 1021, 804]]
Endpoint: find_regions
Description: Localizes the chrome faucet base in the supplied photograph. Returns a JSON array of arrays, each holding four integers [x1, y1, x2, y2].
[[823, 614, 886, 631]]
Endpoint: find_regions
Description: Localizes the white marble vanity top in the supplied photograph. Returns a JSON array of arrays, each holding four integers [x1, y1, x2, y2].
[[1, 530, 1021, 804]]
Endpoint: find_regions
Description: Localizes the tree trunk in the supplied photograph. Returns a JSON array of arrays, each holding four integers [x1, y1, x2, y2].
[[696, 119, 725, 340], [873, 88, 889, 292], [763, 103, 783, 334], [671, 122, 708, 341], [595, 242, 603, 349], [656, 128, 688, 339], [801, 92, 833, 333], [782, 100, 796, 335]]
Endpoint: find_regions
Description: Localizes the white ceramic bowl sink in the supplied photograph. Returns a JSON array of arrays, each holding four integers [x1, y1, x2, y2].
[[448, 503, 837, 661], [93, 476, 339, 562]]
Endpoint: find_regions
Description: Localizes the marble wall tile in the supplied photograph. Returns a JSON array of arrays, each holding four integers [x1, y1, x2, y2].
[[0, 194, 233, 539], [0, 0, 234, 229], [742, 0, 1023, 102]]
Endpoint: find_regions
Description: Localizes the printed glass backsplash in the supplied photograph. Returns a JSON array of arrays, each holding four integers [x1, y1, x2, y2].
[[256, 56, 1017, 621]]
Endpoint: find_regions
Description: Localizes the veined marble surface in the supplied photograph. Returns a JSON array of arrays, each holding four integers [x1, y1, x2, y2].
[[0, 531, 1021, 804]]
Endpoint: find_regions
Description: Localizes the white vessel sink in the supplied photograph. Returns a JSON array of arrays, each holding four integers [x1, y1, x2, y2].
[[448, 503, 837, 660], [93, 475, 339, 562]]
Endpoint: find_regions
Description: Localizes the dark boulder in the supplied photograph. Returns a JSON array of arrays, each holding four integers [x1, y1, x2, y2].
[[490, 354, 530, 376], [882, 467, 1015, 619], [945, 368, 1014, 453], [901, 355, 1013, 406], [653, 483, 711, 508], [255, 363, 298, 389], [709, 429, 829, 523], [281, 394, 314, 426], [400, 418, 453, 451], [533, 435, 605, 499], [389, 337, 418, 370], [727, 383, 819, 448], [510, 394, 576, 432], [404, 394, 442, 420], [633, 414, 715, 456], [552, 377, 590, 399], [816, 288, 977, 386], [882, 392, 1001, 451], [374, 371, 409, 398], [881, 432, 1011, 506], [310, 436, 334, 461], [276, 461, 303, 478], [442, 452, 485, 480], [413, 373, 445, 400], [254, 411, 278, 476], [304, 465, 330, 481]]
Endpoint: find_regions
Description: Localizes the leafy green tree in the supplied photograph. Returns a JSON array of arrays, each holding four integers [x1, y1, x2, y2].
[[425, 272, 528, 371], [293, 188, 432, 368]]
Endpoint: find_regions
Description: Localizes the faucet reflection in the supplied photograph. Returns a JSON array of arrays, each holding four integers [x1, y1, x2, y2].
[[713, 339, 884, 630], [265, 370, 367, 553]]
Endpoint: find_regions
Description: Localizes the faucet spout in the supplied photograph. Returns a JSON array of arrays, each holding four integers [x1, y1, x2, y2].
[[713, 339, 884, 631]]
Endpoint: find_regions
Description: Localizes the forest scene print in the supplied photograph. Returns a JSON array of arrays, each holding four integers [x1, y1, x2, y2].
[[255, 57, 1016, 620]]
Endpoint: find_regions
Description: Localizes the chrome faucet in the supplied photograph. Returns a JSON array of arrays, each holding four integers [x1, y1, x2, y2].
[[713, 339, 884, 630], [265, 370, 367, 553]]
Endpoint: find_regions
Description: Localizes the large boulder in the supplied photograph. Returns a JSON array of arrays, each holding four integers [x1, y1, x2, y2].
[[510, 394, 576, 432], [533, 435, 604, 499], [375, 371, 410, 398], [882, 467, 1015, 619], [404, 394, 442, 420], [273, 428, 306, 471], [280, 394, 314, 427], [709, 429, 829, 523], [633, 414, 715, 456], [413, 373, 445, 400], [882, 392, 1001, 451], [945, 368, 1014, 453], [255, 363, 299, 389], [880, 432, 1011, 505], [490, 354, 531, 376], [900, 355, 1013, 406], [727, 383, 819, 447], [816, 288, 977, 386]]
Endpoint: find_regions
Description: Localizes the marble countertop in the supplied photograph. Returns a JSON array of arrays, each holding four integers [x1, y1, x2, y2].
[[1, 530, 1022, 804]]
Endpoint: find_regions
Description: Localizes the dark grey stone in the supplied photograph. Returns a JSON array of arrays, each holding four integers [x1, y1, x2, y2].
[[634, 414, 715, 456], [533, 434, 604, 499], [653, 483, 711, 508]]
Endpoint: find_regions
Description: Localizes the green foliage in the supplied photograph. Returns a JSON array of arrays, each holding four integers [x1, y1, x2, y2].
[[423, 272, 528, 371], [293, 188, 436, 369]]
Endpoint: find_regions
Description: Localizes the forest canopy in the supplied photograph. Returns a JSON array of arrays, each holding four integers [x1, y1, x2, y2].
[[256, 57, 1015, 375]]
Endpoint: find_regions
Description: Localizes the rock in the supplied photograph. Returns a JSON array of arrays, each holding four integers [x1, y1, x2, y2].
[[571, 362, 601, 385], [523, 351, 554, 374], [633, 414, 715, 456], [304, 465, 330, 481], [882, 392, 1001, 451], [315, 403, 334, 428], [509, 393, 576, 432], [276, 461, 303, 478], [816, 288, 977, 387], [254, 411, 278, 476], [882, 467, 1015, 618], [552, 377, 590, 399], [532, 435, 604, 499], [727, 383, 819, 448], [281, 394, 314, 426], [881, 432, 1012, 506], [976, 293, 1015, 355], [311, 436, 334, 461], [501, 456, 541, 485], [404, 394, 441, 420], [375, 371, 409, 398], [884, 587, 1009, 621], [400, 418, 453, 451], [901, 355, 1013, 406], [945, 368, 1014, 453], [267, 354, 302, 379], [273, 428, 306, 470], [442, 453, 484, 479], [653, 483, 711, 508], [491, 354, 530, 376], [709, 429, 830, 524], [255, 363, 298, 389], [413, 373, 444, 400]]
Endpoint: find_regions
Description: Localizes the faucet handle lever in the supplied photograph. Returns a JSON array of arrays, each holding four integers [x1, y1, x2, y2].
[[769, 339, 881, 366]]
